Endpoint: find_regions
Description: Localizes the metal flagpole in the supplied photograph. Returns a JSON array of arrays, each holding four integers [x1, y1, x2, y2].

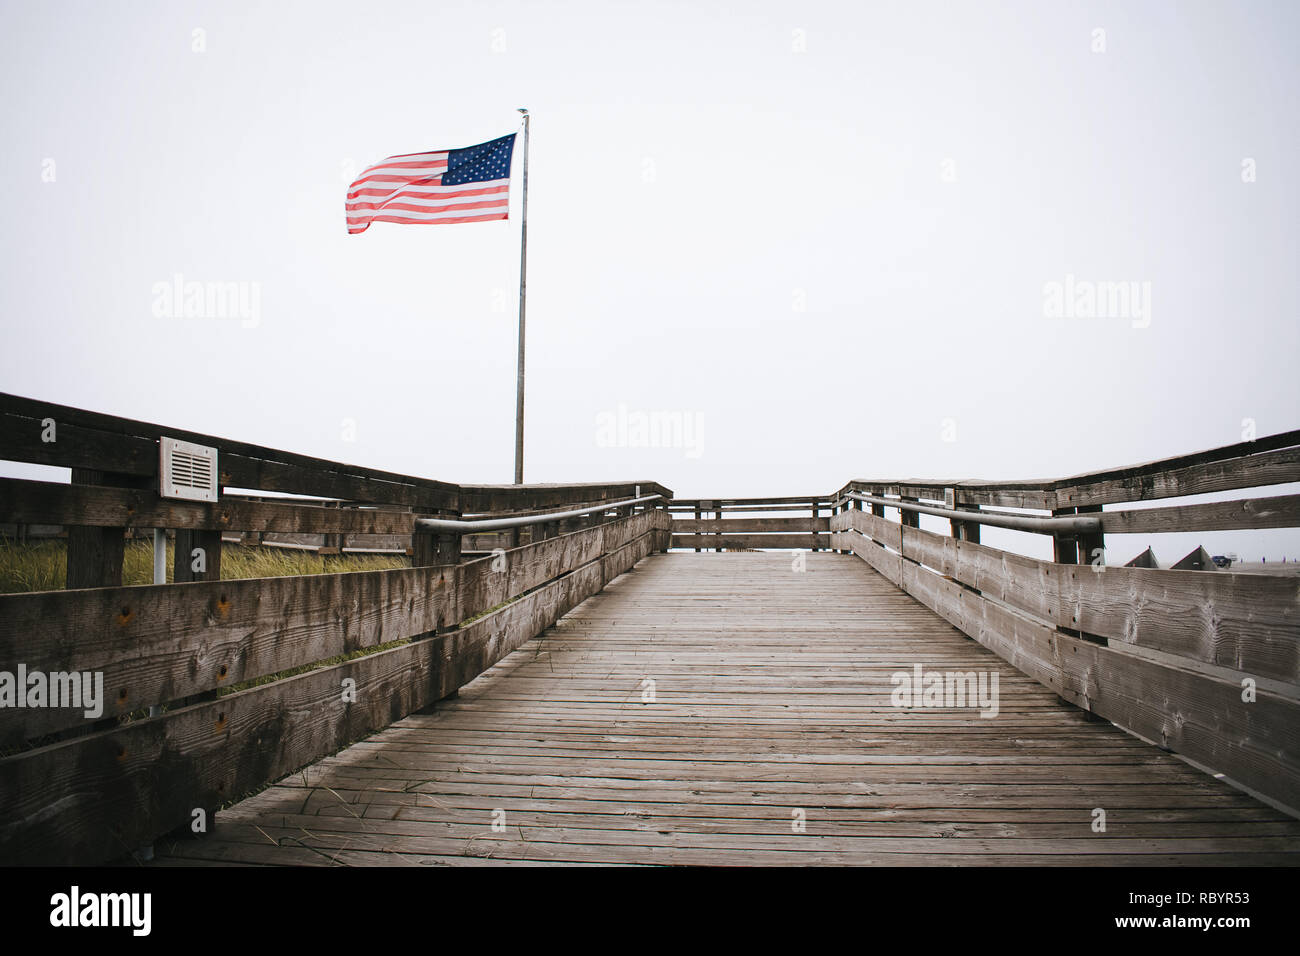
[[514, 108, 530, 484]]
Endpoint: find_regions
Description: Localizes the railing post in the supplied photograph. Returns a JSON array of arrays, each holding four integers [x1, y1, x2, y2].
[[949, 489, 981, 544], [1051, 507, 1079, 564], [412, 528, 461, 567], [695, 500, 705, 552], [810, 499, 819, 552], [412, 508, 462, 568], [1075, 504, 1104, 569], [899, 495, 921, 529], [174, 528, 223, 583], [842, 499, 852, 553], [318, 500, 343, 554], [1050, 505, 1106, 650], [66, 469, 127, 588], [715, 502, 723, 553], [831, 499, 843, 553]]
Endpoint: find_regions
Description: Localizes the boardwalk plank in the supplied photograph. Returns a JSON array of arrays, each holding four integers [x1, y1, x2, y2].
[[156, 553, 1300, 866]]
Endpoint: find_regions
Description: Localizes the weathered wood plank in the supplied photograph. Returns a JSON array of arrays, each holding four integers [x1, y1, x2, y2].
[[0, 635, 448, 865], [673, 518, 825, 533], [0, 394, 461, 510], [831, 506, 903, 551], [1099, 494, 1300, 534], [671, 534, 821, 550], [0, 512, 668, 743], [1057, 446, 1300, 509], [0, 526, 662, 864], [0, 564, 458, 744], [152, 552, 1298, 867], [859, 551, 1300, 810], [894, 521, 1300, 684], [460, 482, 671, 513], [0, 478, 420, 535]]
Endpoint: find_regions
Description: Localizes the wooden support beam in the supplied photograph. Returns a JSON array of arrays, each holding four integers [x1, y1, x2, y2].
[[1075, 503, 1104, 567], [952, 503, 982, 544], [66, 469, 127, 589], [412, 527, 461, 568], [1051, 507, 1079, 565], [173, 529, 223, 583]]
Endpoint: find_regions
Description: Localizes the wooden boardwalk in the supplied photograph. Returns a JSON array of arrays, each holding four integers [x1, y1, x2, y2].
[[154, 552, 1300, 866]]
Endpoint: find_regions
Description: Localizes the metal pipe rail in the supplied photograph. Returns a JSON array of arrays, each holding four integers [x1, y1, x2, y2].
[[838, 492, 1102, 534], [415, 494, 664, 533]]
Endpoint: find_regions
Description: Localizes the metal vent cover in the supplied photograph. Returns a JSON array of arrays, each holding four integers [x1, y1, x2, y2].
[[160, 437, 218, 502]]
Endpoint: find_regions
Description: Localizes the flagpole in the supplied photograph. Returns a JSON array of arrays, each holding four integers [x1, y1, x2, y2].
[[514, 108, 530, 484]]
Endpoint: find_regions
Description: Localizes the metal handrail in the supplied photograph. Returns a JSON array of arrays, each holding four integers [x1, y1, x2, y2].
[[838, 492, 1102, 535], [415, 494, 664, 533]]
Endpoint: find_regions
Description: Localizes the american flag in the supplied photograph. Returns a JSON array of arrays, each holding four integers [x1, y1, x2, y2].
[[346, 134, 516, 234]]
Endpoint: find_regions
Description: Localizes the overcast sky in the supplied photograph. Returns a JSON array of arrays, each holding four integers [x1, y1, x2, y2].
[[1, 0, 1296, 561]]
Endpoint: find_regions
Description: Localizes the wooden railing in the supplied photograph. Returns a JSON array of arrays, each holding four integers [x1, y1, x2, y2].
[[824, 430, 1300, 813], [0, 393, 672, 864], [3, 391, 1297, 862], [667, 495, 835, 551]]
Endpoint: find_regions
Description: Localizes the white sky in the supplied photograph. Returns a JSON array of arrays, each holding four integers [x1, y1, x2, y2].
[[1, 0, 1296, 561]]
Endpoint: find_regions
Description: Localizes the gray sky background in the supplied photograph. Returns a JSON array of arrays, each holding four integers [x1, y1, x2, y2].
[[1, 0, 1296, 562]]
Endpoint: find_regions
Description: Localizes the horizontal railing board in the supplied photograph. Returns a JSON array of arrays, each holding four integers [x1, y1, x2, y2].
[[833, 511, 1300, 685], [1098, 494, 1300, 533], [836, 481, 1057, 511], [830, 507, 903, 551], [0, 635, 448, 866], [459, 482, 671, 513], [0, 478, 420, 536], [670, 534, 823, 550], [888, 554, 1300, 810], [1053, 430, 1300, 505], [0, 564, 458, 745], [1, 393, 461, 510], [0, 414, 158, 481], [0, 520, 663, 865], [907, 523, 1298, 685], [833, 530, 903, 586], [450, 527, 657, 694], [829, 432, 1300, 513], [672, 518, 826, 533], [1056, 445, 1300, 510], [833, 528, 1300, 810], [670, 496, 830, 507], [217, 454, 455, 510], [458, 510, 663, 622], [666, 503, 821, 513], [0, 511, 669, 744]]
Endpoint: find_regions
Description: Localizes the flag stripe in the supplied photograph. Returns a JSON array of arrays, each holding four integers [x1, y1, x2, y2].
[[347, 182, 509, 208], [347, 193, 509, 216], [346, 136, 514, 233], [347, 170, 447, 193], [347, 184, 508, 204], [346, 197, 510, 218], [347, 210, 508, 233]]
